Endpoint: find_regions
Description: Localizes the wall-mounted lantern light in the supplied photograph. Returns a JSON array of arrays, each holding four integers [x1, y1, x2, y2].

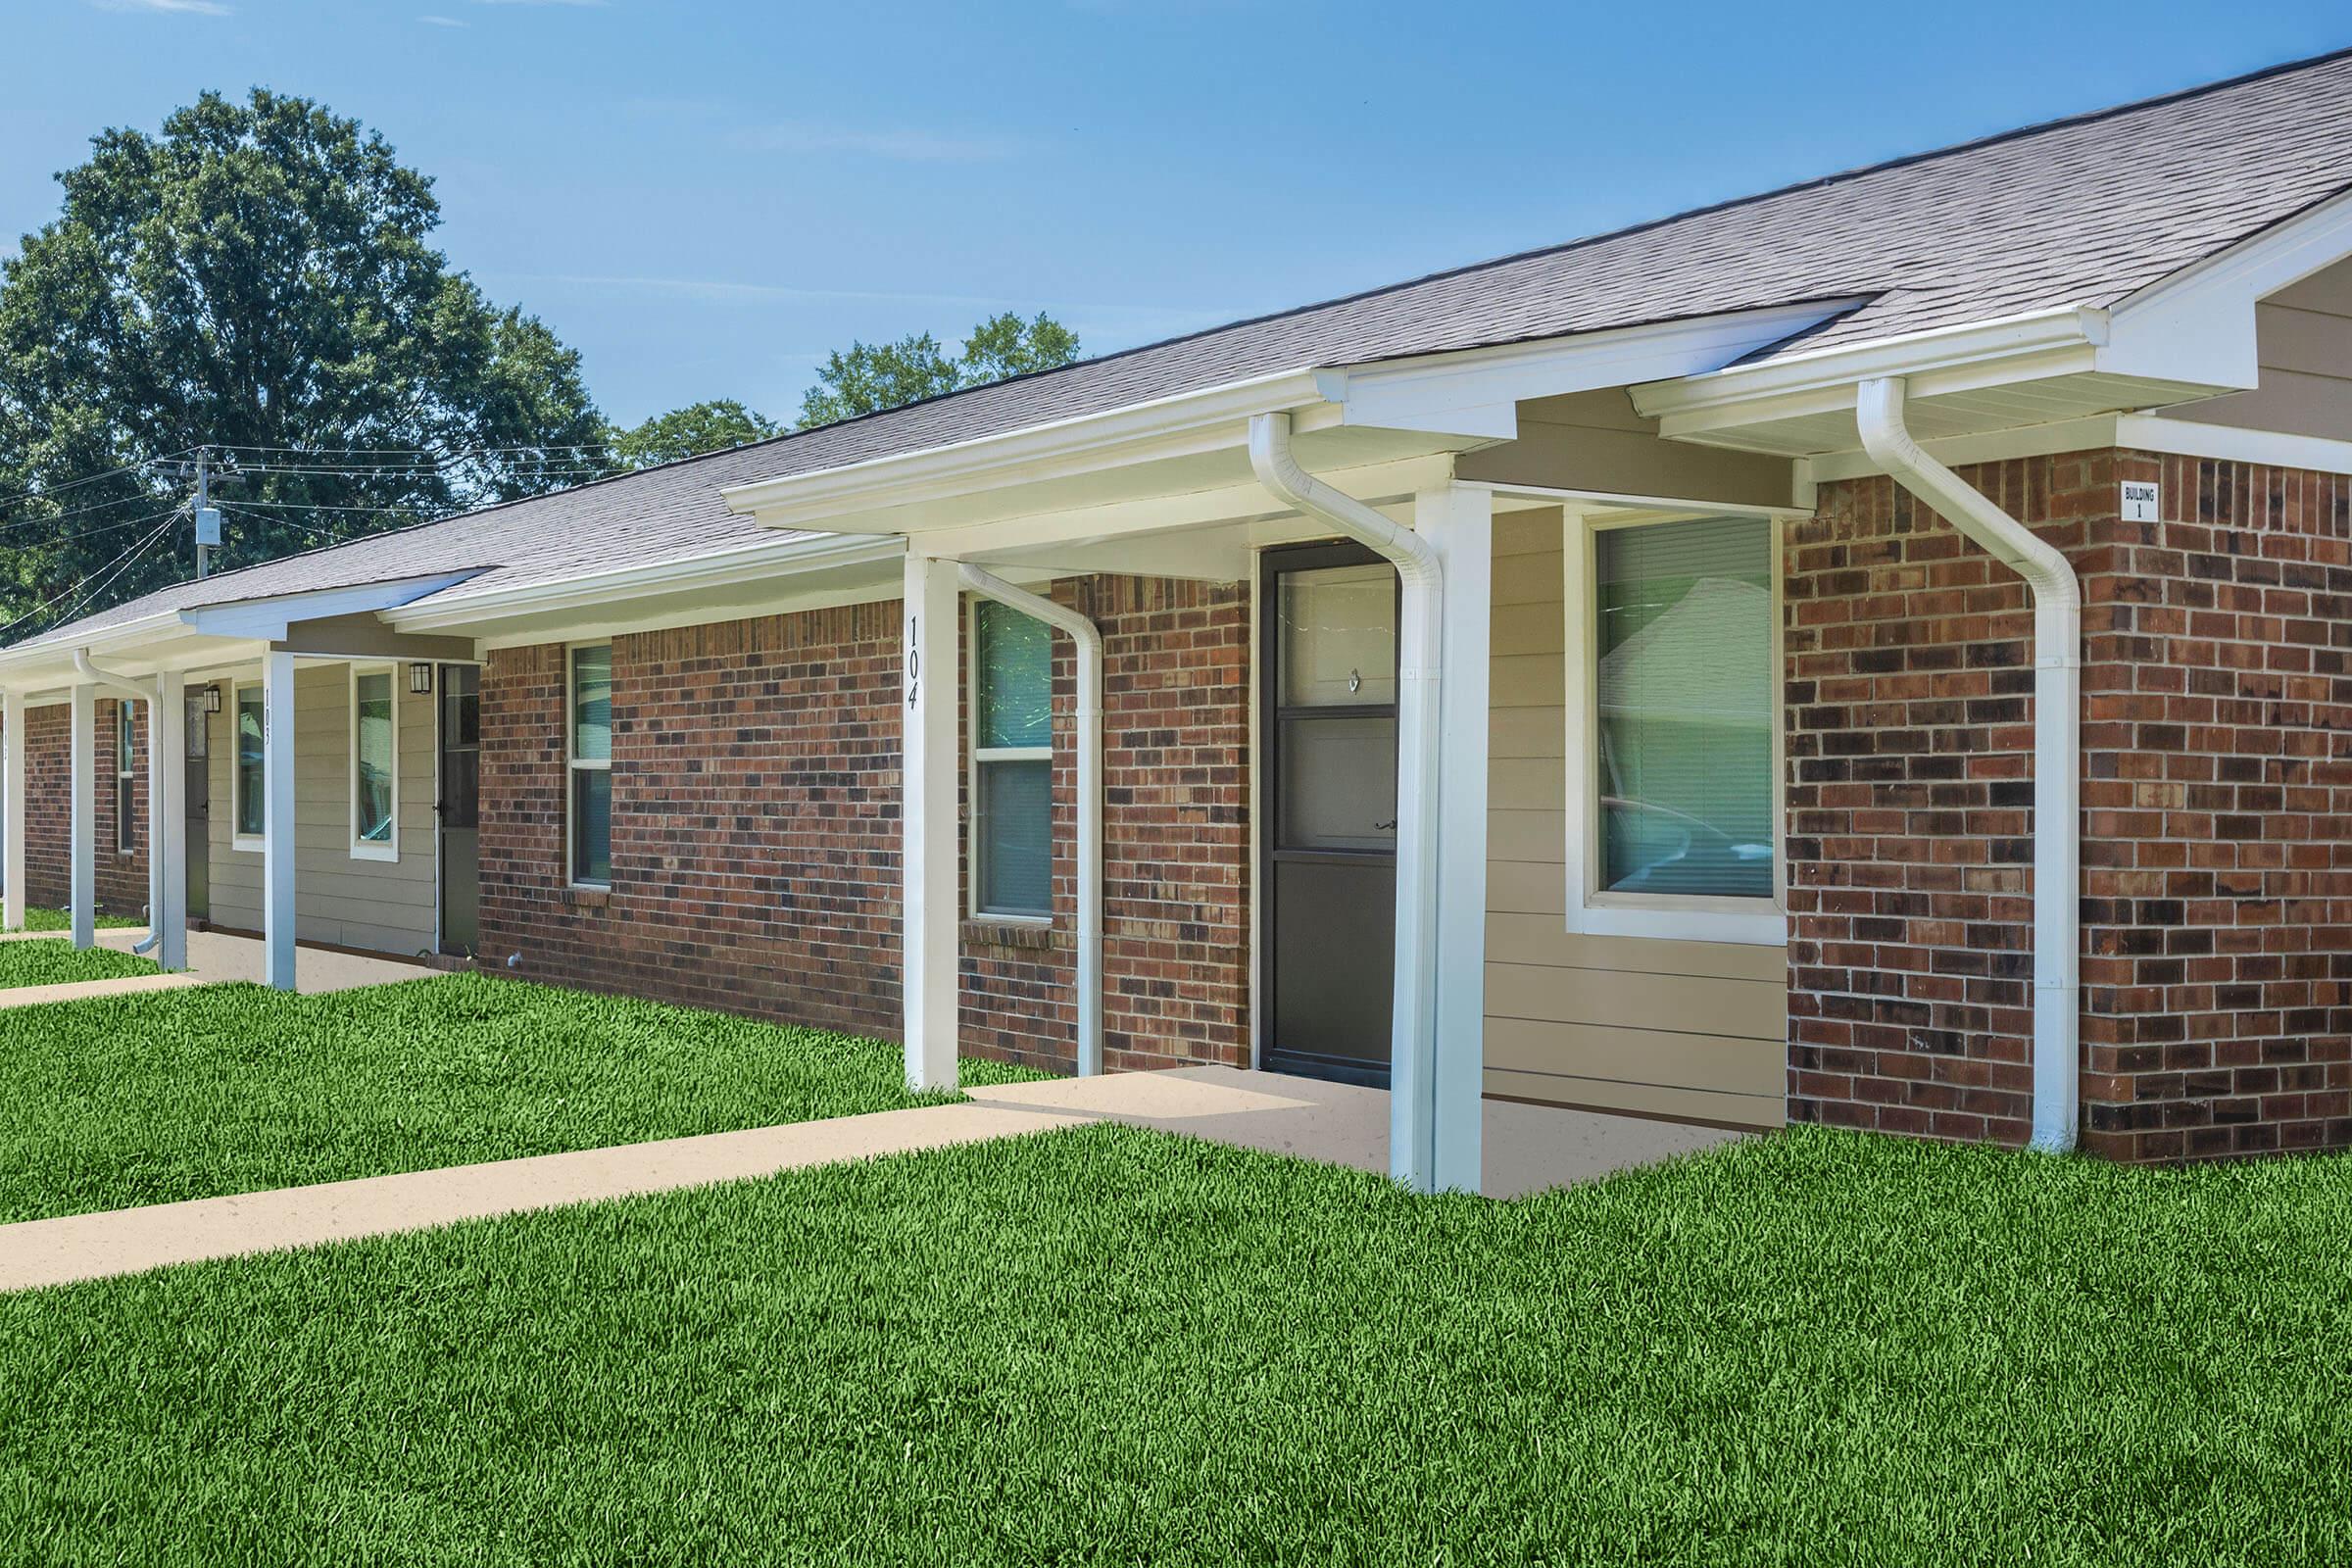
[[409, 663, 435, 696], [201, 684, 223, 714]]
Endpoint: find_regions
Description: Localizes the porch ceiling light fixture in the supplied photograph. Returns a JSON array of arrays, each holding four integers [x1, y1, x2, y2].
[[408, 662, 434, 696], [1856, 376, 2081, 1153]]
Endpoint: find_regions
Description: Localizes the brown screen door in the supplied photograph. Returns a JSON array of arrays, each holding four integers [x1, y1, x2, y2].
[[437, 664, 481, 955], [1260, 542, 1397, 1083]]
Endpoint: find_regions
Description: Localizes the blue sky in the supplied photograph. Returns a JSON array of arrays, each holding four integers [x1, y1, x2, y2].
[[6, 1, 2348, 426]]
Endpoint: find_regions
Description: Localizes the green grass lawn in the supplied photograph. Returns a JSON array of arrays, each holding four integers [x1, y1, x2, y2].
[[0, 972, 1038, 1224], [0, 937, 155, 990], [4, 1124, 2349, 1565], [9, 906, 144, 933]]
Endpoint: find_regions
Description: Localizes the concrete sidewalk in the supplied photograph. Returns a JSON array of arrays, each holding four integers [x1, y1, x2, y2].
[[0, 1100, 1080, 1293], [0, 1066, 1741, 1293], [0, 971, 210, 1008], [0, 925, 430, 996]]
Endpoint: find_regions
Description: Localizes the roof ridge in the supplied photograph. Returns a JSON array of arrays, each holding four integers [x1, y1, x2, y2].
[[590, 39, 2352, 478]]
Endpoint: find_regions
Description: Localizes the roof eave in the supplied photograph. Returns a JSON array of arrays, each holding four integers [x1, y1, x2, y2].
[[720, 300, 1866, 537]]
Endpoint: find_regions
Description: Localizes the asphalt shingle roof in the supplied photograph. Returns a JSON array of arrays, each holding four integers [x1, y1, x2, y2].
[[19, 44, 2352, 653]]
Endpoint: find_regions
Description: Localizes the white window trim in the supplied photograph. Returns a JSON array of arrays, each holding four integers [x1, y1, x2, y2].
[[114, 701, 136, 856], [1562, 507, 1788, 947], [965, 598, 1054, 923], [348, 662, 400, 863], [231, 677, 266, 855], [566, 643, 612, 891]]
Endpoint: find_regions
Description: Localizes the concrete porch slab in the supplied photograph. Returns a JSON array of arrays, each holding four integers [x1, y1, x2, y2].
[[965, 1065, 1745, 1199]]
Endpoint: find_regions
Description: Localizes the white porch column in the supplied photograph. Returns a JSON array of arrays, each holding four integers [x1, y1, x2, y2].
[[69, 684, 95, 948], [1419, 483, 1493, 1194], [151, 669, 187, 971], [902, 550, 960, 1091], [2, 688, 24, 932], [262, 651, 298, 991]]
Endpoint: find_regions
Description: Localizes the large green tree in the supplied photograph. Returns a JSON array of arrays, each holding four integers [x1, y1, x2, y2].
[[0, 88, 605, 632], [606, 399, 780, 469], [797, 310, 1079, 429]]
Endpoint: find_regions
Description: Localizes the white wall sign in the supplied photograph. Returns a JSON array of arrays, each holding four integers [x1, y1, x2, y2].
[[2120, 480, 2161, 522]]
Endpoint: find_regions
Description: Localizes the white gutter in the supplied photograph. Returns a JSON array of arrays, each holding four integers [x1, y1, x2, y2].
[[1248, 411, 1446, 1186], [72, 651, 162, 947], [1855, 377, 2080, 1153], [385, 534, 904, 633], [956, 565, 1103, 1077]]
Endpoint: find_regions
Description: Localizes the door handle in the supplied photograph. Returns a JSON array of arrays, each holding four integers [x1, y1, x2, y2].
[[1374, 818, 1397, 831]]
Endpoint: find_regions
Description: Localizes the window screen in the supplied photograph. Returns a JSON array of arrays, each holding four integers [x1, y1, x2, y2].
[[973, 601, 1052, 915], [1592, 516, 1775, 900], [235, 687, 266, 838], [569, 647, 612, 885], [354, 671, 395, 846]]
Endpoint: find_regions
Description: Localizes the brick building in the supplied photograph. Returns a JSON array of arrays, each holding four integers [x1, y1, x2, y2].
[[7, 48, 2352, 1190]]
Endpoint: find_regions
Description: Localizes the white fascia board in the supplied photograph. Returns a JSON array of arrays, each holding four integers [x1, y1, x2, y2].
[[720, 369, 1332, 530], [1316, 298, 1870, 438], [1633, 307, 2113, 436], [383, 532, 904, 633], [1807, 411, 2352, 483], [176, 571, 486, 642], [2102, 185, 2352, 388]]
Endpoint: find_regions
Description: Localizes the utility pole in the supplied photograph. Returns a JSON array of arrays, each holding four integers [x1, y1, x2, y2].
[[170, 446, 228, 580], [192, 447, 219, 579]]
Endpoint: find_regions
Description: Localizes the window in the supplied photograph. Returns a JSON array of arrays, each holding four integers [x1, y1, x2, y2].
[[350, 665, 397, 859], [1566, 513, 1783, 945], [970, 600, 1052, 917], [568, 645, 612, 886], [233, 683, 266, 843], [115, 703, 136, 854]]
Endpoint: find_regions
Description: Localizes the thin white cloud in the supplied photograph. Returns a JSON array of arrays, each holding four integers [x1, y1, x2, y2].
[[419, 13, 468, 24], [500, 271, 1236, 352], [468, 0, 608, 6], [510, 272, 1212, 319], [730, 122, 1022, 164], [83, 0, 231, 14]]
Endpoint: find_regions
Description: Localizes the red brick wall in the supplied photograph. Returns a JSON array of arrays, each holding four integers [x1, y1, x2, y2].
[[1786, 448, 2352, 1160], [961, 576, 1250, 1072], [480, 603, 906, 1037], [6, 699, 147, 917], [477, 576, 1250, 1073], [2078, 452, 2352, 1160]]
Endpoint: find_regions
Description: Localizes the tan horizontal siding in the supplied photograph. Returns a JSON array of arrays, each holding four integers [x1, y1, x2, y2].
[[1480, 503, 1788, 1129], [204, 663, 438, 956]]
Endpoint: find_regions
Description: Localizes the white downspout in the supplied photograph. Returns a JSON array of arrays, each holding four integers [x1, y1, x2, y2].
[[1855, 377, 2081, 1152], [956, 564, 1104, 1077], [74, 650, 163, 954], [1249, 411, 1447, 1187]]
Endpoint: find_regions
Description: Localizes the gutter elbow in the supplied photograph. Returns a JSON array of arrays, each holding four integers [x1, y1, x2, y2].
[[1248, 411, 1438, 584]]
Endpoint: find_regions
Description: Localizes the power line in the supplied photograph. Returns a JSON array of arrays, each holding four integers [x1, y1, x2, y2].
[[0, 488, 181, 536], [0, 450, 195, 516], [0, 514, 181, 643], [216, 498, 438, 515]]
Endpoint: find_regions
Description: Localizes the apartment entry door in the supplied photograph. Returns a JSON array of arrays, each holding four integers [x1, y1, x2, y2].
[[1258, 542, 1399, 1084], [437, 664, 481, 956], [183, 687, 210, 921]]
